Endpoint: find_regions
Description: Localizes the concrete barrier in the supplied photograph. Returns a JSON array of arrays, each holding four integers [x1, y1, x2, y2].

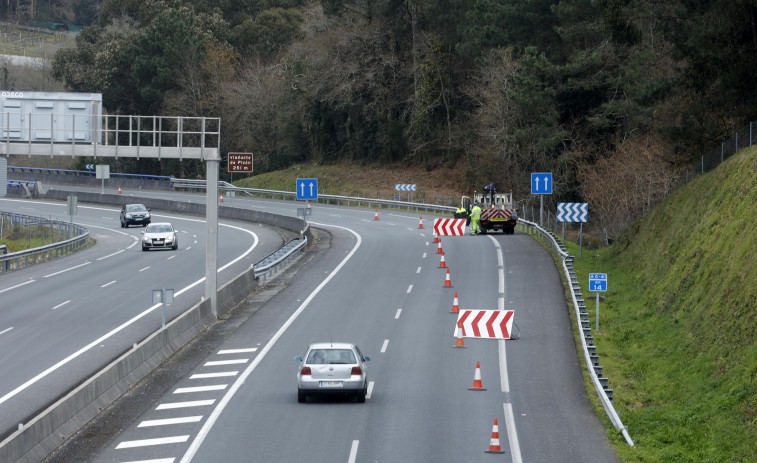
[[0, 190, 311, 463]]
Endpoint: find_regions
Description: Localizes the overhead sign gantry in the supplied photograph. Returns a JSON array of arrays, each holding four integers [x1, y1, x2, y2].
[[0, 91, 223, 316]]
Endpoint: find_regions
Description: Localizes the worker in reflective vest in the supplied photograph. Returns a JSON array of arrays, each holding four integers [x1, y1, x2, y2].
[[470, 202, 482, 235]]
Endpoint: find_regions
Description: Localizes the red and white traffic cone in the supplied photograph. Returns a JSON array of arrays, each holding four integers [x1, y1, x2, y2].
[[469, 361, 487, 391], [439, 254, 446, 268], [433, 233, 440, 243], [418, 216, 424, 229], [374, 209, 379, 221], [436, 240, 443, 254], [485, 418, 506, 454], [443, 268, 452, 287], [307, 200, 311, 209], [118, 186, 122, 194], [220, 194, 224, 203], [451, 291, 460, 313], [454, 321, 466, 348]]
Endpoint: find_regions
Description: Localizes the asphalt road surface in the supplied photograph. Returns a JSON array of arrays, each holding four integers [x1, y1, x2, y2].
[[4, 186, 618, 462]]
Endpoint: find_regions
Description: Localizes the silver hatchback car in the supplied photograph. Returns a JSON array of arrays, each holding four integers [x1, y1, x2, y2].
[[141, 222, 179, 251], [294, 343, 370, 403]]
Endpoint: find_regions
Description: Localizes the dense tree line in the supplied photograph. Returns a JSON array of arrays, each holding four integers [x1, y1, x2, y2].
[[46, 0, 757, 235]]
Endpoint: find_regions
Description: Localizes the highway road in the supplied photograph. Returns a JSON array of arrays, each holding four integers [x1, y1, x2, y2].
[[4, 185, 618, 462], [0, 196, 287, 442]]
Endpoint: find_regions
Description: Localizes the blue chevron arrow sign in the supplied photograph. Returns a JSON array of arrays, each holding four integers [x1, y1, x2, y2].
[[395, 184, 417, 191], [557, 203, 588, 223]]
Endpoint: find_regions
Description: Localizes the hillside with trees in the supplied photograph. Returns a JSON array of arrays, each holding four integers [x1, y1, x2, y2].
[[5, 0, 757, 238]]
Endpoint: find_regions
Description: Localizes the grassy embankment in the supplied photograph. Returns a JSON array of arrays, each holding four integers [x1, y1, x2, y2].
[[566, 147, 756, 462], [233, 162, 465, 207], [0, 221, 68, 253]]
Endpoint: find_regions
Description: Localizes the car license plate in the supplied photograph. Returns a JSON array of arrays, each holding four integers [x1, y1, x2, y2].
[[319, 381, 343, 388]]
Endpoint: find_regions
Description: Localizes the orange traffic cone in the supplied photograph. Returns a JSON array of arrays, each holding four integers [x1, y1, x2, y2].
[[118, 186, 122, 194], [454, 321, 466, 348], [374, 209, 379, 221], [418, 216, 424, 229], [220, 194, 224, 203], [485, 418, 506, 454], [436, 240, 443, 254], [451, 291, 460, 313], [439, 254, 446, 268], [443, 268, 452, 287], [469, 361, 487, 391]]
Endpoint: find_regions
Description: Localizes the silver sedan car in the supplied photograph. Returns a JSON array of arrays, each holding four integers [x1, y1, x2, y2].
[[294, 343, 370, 403], [141, 222, 179, 251]]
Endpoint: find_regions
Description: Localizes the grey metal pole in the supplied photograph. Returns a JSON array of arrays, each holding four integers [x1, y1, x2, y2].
[[539, 194, 543, 226], [596, 292, 600, 331], [205, 157, 219, 317]]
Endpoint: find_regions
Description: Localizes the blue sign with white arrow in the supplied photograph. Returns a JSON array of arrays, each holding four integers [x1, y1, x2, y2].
[[395, 184, 417, 191], [589, 273, 607, 292], [296, 178, 318, 200], [531, 172, 553, 194], [557, 203, 588, 222]]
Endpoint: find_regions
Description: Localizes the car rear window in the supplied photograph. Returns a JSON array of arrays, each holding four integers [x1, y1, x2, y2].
[[306, 349, 356, 364]]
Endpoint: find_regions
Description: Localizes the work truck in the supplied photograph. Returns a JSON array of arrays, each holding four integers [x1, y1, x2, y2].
[[460, 183, 518, 234]]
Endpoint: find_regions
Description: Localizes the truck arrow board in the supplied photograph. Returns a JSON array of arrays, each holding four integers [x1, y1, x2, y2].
[[433, 218, 466, 236], [557, 203, 588, 222], [531, 172, 553, 194], [296, 178, 318, 200], [454, 310, 514, 340], [589, 273, 607, 292]]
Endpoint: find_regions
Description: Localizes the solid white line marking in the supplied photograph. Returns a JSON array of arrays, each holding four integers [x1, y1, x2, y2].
[[499, 340, 509, 393], [395, 308, 402, 319], [204, 359, 248, 366], [101, 280, 117, 288], [366, 382, 374, 399], [503, 403, 523, 463], [0, 327, 13, 335], [117, 459, 174, 463], [190, 372, 238, 379], [218, 348, 257, 354], [52, 300, 71, 310], [406, 285, 413, 293], [43, 261, 91, 278], [348, 440, 359, 463], [139, 416, 203, 427], [97, 249, 124, 260], [139, 266, 150, 272], [381, 339, 389, 353], [174, 385, 227, 394], [116, 435, 189, 449], [156, 400, 215, 410], [416, 266, 421, 273], [0, 279, 35, 294]]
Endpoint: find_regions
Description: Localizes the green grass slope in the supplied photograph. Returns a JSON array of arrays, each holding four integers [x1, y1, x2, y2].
[[570, 147, 756, 461]]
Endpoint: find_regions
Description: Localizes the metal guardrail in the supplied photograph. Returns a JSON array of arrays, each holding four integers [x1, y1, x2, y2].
[[253, 236, 308, 280], [0, 211, 90, 273], [8, 166, 172, 182], [171, 178, 458, 216], [515, 218, 634, 446]]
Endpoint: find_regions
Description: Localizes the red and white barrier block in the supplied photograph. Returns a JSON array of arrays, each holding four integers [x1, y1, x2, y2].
[[433, 218, 466, 236], [454, 310, 514, 340]]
